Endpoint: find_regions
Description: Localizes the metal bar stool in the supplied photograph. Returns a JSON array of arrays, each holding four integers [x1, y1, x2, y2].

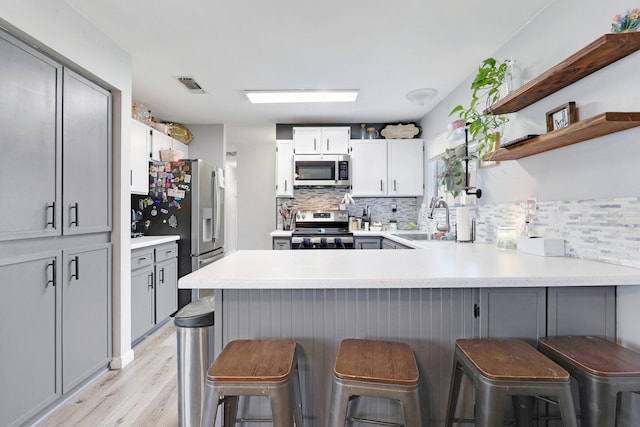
[[539, 335, 640, 427], [445, 338, 578, 427], [201, 339, 303, 427], [328, 338, 422, 427]]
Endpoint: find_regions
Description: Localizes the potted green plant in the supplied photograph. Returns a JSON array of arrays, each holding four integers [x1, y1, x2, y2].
[[449, 57, 512, 158], [438, 147, 465, 198]]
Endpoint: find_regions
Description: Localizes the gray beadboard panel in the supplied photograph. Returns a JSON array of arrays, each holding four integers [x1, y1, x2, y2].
[[220, 288, 476, 426]]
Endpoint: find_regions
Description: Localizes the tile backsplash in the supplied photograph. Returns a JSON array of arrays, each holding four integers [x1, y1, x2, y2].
[[418, 196, 640, 269], [276, 188, 419, 229], [279, 190, 640, 269]]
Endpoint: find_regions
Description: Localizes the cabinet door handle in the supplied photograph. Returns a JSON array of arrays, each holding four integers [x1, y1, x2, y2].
[[380, 179, 383, 192], [46, 202, 56, 229], [326, 137, 330, 151], [69, 202, 79, 227], [284, 179, 287, 192], [46, 259, 56, 287], [474, 303, 480, 318], [314, 137, 317, 151], [394, 179, 397, 192], [159, 267, 165, 284], [148, 272, 154, 289], [70, 256, 79, 281]]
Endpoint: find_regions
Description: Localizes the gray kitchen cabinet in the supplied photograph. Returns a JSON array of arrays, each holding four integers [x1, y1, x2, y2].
[[0, 252, 60, 427], [0, 31, 61, 241], [61, 244, 111, 393], [131, 242, 178, 343], [131, 247, 155, 342], [62, 69, 112, 235], [382, 238, 412, 249], [0, 28, 112, 427], [355, 237, 382, 249], [0, 31, 112, 241], [547, 286, 615, 338], [154, 243, 178, 322], [478, 287, 546, 345], [272, 237, 291, 250], [0, 244, 111, 427]]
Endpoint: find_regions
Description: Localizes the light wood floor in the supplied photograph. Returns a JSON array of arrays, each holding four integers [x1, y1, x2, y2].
[[36, 322, 179, 427]]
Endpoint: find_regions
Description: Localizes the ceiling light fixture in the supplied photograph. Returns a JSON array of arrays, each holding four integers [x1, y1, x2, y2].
[[244, 89, 359, 104], [406, 88, 438, 106]]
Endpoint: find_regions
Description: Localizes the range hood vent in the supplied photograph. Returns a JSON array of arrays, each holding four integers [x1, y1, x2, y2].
[[176, 76, 205, 94]]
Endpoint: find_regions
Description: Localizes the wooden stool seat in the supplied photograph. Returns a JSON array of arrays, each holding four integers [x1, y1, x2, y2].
[[201, 339, 303, 427], [539, 335, 640, 427], [209, 339, 296, 382], [539, 335, 640, 377], [329, 339, 422, 426], [446, 338, 578, 427], [457, 338, 571, 382], [333, 338, 419, 386]]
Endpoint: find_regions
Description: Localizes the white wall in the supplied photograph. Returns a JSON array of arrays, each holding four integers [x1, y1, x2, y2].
[[419, 0, 640, 349], [0, 1, 134, 368], [228, 125, 277, 249], [187, 124, 225, 170]]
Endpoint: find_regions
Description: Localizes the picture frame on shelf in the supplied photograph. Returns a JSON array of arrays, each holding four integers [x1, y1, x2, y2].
[[546, 102, 577, 132]]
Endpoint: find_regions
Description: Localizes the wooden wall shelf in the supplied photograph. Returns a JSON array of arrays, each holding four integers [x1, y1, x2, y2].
[[487, 33, 640, 115], [485, 112, 640, 161]]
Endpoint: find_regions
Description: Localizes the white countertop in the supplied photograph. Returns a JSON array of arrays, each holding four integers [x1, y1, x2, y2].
[[179, 242, 640, 290], [131, 235, 180, 249]]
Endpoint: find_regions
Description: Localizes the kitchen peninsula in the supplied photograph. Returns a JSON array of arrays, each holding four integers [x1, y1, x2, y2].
[[179, 242, 640, 425]]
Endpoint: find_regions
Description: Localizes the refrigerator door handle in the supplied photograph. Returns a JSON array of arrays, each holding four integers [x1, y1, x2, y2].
[[212, 170, 221, 244]]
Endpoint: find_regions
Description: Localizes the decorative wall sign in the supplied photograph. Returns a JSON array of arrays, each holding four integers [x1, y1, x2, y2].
[[546, 102, 577, 132]]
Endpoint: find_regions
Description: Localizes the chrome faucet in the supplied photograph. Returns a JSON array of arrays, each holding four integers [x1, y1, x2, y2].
[[428, 197, 450, 232]]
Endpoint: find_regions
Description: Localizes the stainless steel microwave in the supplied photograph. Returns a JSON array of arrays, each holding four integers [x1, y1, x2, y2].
[[294, 154, 350, 187]]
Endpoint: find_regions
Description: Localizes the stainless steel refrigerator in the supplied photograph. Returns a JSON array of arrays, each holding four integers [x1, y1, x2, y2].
[[134, 159, 224, 308]]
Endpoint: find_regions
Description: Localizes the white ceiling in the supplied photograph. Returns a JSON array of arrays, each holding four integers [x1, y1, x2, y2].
[[64, 0, 552, 126]]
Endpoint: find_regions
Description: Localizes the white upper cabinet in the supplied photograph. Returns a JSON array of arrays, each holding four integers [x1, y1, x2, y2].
[[293, 127, 350, 155], [131, 119, 151, 194], [350, 140, 387, 196], [130, 121, 190, 194], [275, 140, 294, 197], [350, 139, 424, 197], [388, 139, 424, 196], [150, 128, 189, 161]]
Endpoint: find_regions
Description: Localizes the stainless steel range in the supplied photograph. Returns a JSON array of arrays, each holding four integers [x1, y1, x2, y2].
[[291, 210, 354, 249]]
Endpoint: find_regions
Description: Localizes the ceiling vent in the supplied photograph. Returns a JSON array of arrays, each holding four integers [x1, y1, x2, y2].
[[175, 76, 206, 94]]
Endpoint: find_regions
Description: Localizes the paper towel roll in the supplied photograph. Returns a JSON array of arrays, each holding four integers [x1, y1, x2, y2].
[[456, 206, 471, 242]]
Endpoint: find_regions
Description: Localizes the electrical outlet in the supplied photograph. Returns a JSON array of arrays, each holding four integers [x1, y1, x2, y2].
[[391, 204, 397, 213]]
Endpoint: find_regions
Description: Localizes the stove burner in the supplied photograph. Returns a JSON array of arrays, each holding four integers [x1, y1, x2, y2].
[[291, 209, 354, 249]]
